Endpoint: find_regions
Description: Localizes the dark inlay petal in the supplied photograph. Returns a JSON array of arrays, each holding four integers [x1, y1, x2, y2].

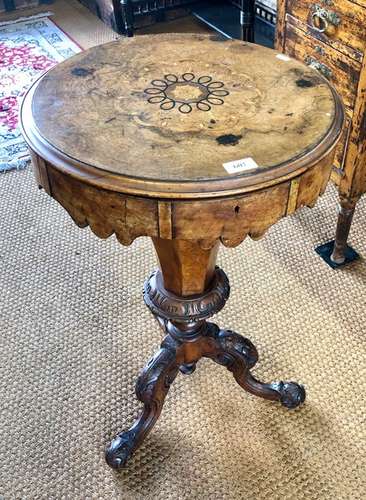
[[207, 97, 224, 106], [71, 67, 94, 77], [148, 96, 166, 104], [145, 88, 165, 95], [296, 78, 314, 88], [216, 134, 243, 146], [208, 81, 224, 89], [196, 101, 211, 111], [198, 76, 213, 84], [164, 74, 178, 83], [160, 100, 176, 110], [179, 103, 193, 113], [151, 79, 168, 88], [210, 89, 229, 97], [182, 73, 195, 82]]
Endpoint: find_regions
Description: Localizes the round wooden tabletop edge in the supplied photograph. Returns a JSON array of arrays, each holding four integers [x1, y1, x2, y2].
[[20, 53, 345, 200]]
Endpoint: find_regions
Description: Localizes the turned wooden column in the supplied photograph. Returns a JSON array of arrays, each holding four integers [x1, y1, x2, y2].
[[152, 238, 219, 296]]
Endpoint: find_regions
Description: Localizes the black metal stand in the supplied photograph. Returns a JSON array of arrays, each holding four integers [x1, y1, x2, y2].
[[120, 0, 201, 37]]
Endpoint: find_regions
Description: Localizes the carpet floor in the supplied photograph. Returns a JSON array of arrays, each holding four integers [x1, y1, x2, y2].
[[0, 167, 365, 499]]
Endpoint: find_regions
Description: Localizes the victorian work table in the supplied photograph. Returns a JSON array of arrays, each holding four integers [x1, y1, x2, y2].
[[20, 34, 343, 469]]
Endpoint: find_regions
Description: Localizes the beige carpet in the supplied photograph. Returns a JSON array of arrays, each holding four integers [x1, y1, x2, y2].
[[1, 167, 366, 500], [1, 2, 366, 499]]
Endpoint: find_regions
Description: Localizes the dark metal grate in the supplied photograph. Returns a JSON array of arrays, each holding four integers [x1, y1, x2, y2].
[[255, 1, 276, 25], [230, 1, 276, 25], [129, 0, 198, 15]]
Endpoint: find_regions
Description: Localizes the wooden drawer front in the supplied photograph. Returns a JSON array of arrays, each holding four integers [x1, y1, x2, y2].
[[286, 0, 366, 62], [330, 120, 350, 186], [285, 24, 361, 111]]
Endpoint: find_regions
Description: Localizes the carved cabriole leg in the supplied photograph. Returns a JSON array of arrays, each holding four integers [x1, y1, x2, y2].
[[203, 325, 305, 409], [105, 340, 180, 469], [105, 239, 305, 470]]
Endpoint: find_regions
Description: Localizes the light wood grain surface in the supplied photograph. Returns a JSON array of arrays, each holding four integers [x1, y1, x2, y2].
[[29, 34, 339, 186], [21, 34, 344, 247]]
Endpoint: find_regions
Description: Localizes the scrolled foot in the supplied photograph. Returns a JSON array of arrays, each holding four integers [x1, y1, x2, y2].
[[105, 344, 179, 469], [204, 323, 306, 410], [270, 381, 306, 409], [105, 430, 136, 469]]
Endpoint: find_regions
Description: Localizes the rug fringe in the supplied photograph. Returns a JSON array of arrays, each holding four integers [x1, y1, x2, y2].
[[0, 158, 29, 173], [0, 11, 53, 27]]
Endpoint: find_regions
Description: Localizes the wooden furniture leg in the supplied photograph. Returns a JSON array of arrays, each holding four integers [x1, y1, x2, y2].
[[204, 327, 305, 409], [331, 198, 358, 264], [315, 196, 360, 268], [105, 239, 305, 469], [240, 0, 255, 42], [121, 0, 134, 37]]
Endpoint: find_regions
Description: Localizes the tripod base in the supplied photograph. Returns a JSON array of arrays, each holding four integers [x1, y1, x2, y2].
[[106, 269, 305, 470]]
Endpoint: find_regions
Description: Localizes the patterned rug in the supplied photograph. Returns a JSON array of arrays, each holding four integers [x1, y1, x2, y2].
[[0, 14, 81, 172]]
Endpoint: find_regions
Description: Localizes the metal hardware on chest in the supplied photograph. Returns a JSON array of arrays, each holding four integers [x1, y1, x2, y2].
[[311, 3, 341, 33], [305, 56, 333, 80], [315, 45, 325, 55]]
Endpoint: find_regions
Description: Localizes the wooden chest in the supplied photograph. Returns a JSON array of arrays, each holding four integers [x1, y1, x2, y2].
[[276, 0, 366, 266]]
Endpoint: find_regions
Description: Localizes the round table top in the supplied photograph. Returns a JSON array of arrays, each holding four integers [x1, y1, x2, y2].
[[21, 33, 343, 199]]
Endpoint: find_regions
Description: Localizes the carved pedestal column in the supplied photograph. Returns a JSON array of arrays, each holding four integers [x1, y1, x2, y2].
[[105, 239, 305, 469]]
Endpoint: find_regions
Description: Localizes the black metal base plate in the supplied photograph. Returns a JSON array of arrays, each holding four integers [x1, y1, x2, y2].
[[315, 240, 360, 269]]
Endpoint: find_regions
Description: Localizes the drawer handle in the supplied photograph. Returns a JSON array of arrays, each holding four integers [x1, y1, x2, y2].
[[311, 4, 341, 33], [305, 56, 333, 80]]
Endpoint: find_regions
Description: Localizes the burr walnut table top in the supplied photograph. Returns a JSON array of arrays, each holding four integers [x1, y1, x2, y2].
[[21, 34, 343, 199]]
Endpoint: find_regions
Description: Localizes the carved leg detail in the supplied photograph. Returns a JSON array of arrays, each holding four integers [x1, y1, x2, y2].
[[106, 344, 179, 469], [105, 254, 307, 470], [205, 325, 305, 410], [242, 376, 306, 409]]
